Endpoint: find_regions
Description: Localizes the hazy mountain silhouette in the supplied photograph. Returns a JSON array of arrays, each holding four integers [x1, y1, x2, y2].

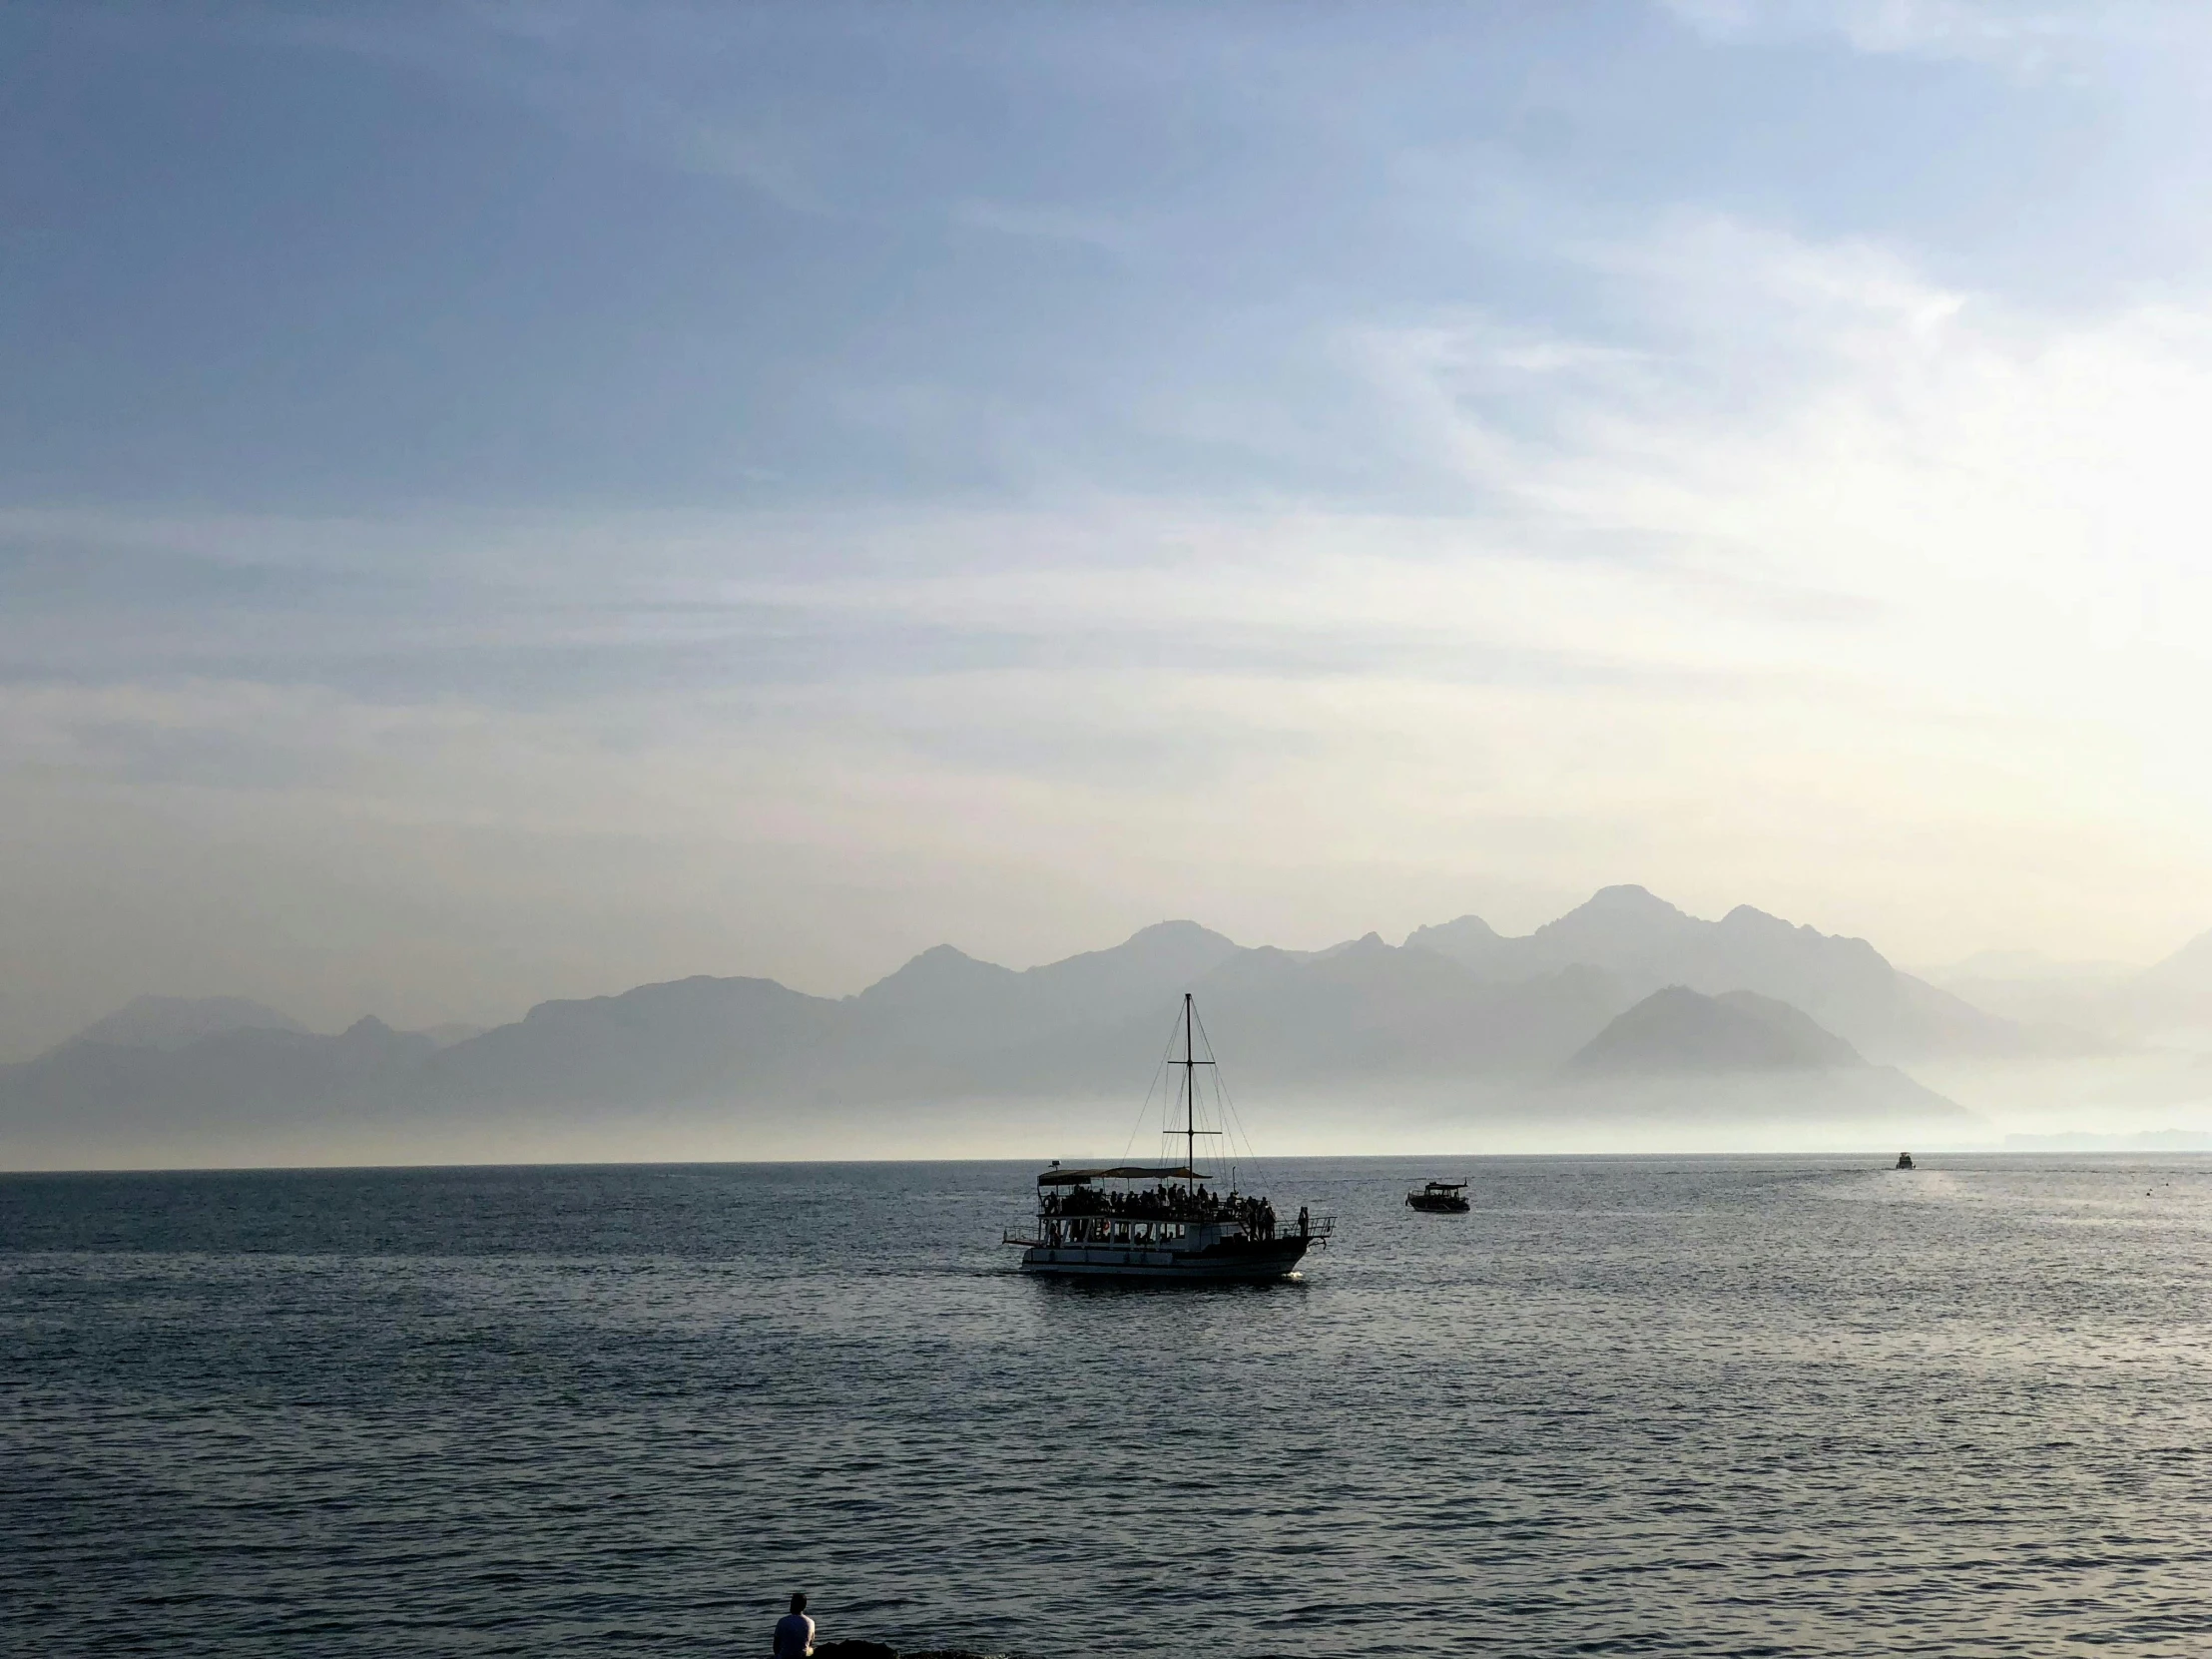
[[1407, 884, 2015, 1060], [3, 896, 1998, 1165], [1, 1017, 432, 1161], [2140, 926, 2212, 992], [1921, 926, 2212, 1042], [1567, 986, 1866, 1073], [65, 994, 306, 1051], [1192, 936, 1626, 1080], [405, 974, 841, 1110], [849, 920, 1242, 1057], [2123, 927, 2212, 1033], [1553, 986, 1968, 1124], [1390, 912, 1511, 973]]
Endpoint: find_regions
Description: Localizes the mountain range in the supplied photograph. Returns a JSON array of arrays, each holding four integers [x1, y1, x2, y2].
[[0, 885, 2052, 1168], [1922, 930, 2212, 1042]]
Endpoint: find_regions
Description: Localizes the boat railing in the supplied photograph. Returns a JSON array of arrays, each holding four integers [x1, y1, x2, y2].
[[1004, 1211, 1335, 1247]]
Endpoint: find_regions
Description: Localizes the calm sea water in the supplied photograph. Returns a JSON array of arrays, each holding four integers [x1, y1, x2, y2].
[[5, 1156, 2211, 1657]]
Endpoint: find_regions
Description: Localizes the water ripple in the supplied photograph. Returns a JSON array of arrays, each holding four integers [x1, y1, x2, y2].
[[6, 1156, 2212, 1656]]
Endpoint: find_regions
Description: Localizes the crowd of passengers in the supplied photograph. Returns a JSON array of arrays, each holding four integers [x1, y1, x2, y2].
[[1040, 1183, 1278, 1237]]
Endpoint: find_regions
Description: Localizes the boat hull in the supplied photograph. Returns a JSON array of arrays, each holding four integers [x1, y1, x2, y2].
[[1018, 1237, 1312, 1282]]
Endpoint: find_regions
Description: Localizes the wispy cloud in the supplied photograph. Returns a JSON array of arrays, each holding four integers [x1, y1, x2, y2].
[[14, 205, 2212, 1038], [248, 4, 837, 212], [12, 2, 2212, 1055], [951, 199, 1140, 258], [1662, 0, 2193, 70]]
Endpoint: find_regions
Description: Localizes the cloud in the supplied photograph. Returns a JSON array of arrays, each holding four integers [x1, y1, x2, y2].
[[951, 200, 1140, 258], [1660, 0, 2191, 70], [14, 217, 2212, 927], [1351, 215, 2212, 731], [245, 4, 837, 213], [15, 1, 2212, 1054]]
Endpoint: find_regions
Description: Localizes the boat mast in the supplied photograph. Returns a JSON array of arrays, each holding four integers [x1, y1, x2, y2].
[[1184, 991, 1196, 1193], [1175, 994, 1219, 1194]]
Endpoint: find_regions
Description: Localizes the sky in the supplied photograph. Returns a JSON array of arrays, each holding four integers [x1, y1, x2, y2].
[[7, 0, 2212, 1055]]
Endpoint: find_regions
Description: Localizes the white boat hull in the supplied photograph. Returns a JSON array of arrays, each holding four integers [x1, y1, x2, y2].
[[1018, 1238, 1311, 1282]]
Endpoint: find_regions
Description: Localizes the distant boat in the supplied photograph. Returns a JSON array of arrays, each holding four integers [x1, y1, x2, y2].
[[1895, 1152, 1916, 1170], [1405, 1180, 1471, 1214], [1002, 994, 1331, 1281]]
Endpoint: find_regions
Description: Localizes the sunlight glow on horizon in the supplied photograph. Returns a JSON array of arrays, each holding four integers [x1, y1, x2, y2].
[[6, 1, 2212, 1053]]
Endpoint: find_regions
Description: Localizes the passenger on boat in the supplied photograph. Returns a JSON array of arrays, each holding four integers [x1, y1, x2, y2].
[[1044, 1182, 1291, 1230]]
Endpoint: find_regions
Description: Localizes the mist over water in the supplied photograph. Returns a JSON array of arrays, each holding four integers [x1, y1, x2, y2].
[[7, 1156, 2210, 1656], [15, 12, 2212, 1654]]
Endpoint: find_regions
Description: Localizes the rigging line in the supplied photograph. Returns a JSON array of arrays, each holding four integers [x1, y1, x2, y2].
[[1203, 1012, 1274, 1194], [1193, 1013, 1244, 1189], [1122, 1018, 1175, 1166], [1193, 1001, 1271, 1196], [1120, 1005, 1188, 1164], [1218, 1075, 1260, 1184], [1193, 1005, 1235, 1187]]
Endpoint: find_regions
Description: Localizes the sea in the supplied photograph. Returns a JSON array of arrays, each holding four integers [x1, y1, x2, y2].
[[4, 1156, 2209, 1658]]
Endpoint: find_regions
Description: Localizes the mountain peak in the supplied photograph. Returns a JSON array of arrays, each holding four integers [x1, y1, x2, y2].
[[1583, 883, 1686, 915], [1120, 919, 1239, 950], [1401, 913, 1508, 974], [1527, 885, 1701, 954], [910, 943, 987, 967], [1567, 985, 1864, 1073], [1719, 904, 1797, 935], [1404, 912, 1499, 943], [854, 942, 1015, 1007]]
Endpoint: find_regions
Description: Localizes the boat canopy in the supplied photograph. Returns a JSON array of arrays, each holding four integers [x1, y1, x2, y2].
[[1421, 1181, 1468, 1191], [1038, 1165, 1210, 1187]]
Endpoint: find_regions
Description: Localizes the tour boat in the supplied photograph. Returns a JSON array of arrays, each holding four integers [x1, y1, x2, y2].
[[1404, 1180, 1471, 1213], [1895, 1152, 1916, 1170], [1002, 993, 1331, 1281]]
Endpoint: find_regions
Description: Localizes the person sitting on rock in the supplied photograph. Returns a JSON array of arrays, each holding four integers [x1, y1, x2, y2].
[[774, 1592, 815, 1658]]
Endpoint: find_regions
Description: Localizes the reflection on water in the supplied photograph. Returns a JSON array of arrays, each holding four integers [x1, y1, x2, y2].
[[5, 1156, 2212, 1656]]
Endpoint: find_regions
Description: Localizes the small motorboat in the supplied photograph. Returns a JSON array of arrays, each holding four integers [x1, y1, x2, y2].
[[1405, 1180, 1471, 1214], [1895, 1152, 1916, 1170]]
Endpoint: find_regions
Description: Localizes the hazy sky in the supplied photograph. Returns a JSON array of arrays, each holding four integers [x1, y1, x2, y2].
[[8, 0, 2212, 1054]]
